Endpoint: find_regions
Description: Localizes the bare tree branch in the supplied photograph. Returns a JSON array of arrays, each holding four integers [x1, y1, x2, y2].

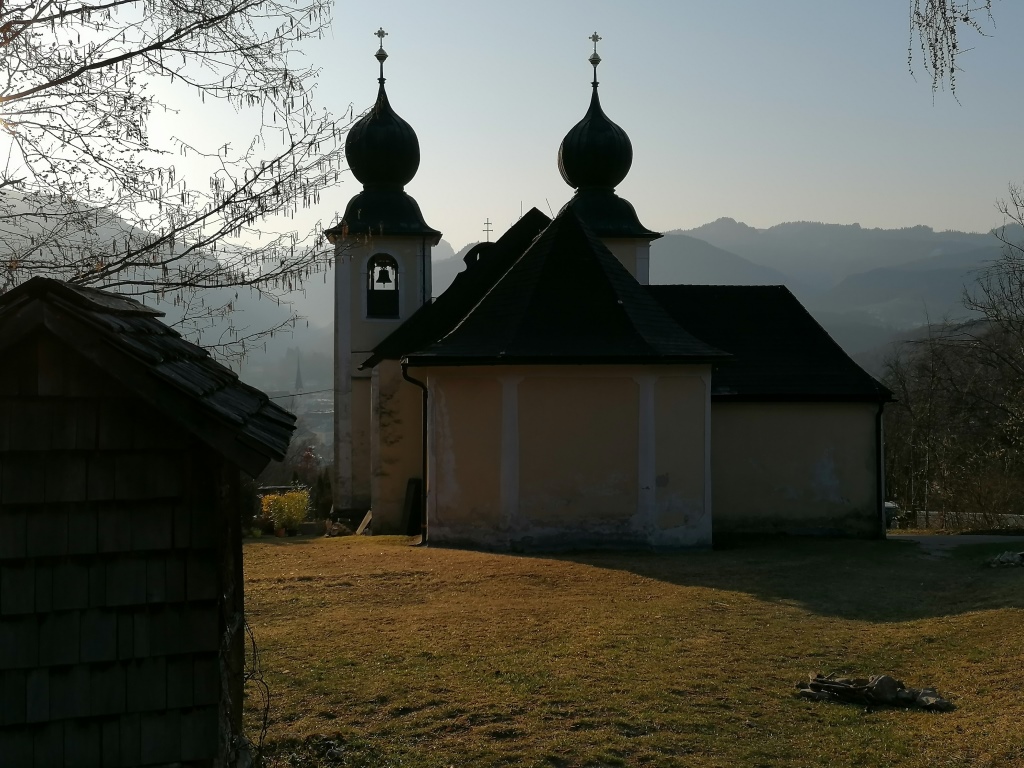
[[0, 0, 351, 361]]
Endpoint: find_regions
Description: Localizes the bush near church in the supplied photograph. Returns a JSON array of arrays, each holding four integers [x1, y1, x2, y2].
[[262, 490, 310, 532]]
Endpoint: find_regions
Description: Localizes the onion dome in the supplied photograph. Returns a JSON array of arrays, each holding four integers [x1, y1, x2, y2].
[[558, 34, 632, 190], [326, 29, 439, 242], [345, 31, 420, 189], [557, 34, 660, 241]]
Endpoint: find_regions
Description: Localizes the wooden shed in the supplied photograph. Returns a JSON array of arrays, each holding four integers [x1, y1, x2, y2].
[[0, 278, 296, 767]]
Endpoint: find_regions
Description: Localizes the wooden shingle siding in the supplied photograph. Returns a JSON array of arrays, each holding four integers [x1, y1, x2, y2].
[[1, 562, 35, 614], [0, 725, 33, 768], [38, 611, 81, 666], [0, 616, 38, 668], [0, 281, 294, 766], [52, 560, 90, 611], [0, 508, 26, 560], [80, 610, 118, 663], [0, 670, 26, 726], [1, 453, 45, 503], [33, 721, 64, 767], [27, 505, 70, 555], [181, 706, 219, 760]]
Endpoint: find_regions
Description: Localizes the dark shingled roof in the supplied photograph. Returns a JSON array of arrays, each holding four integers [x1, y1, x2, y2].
[[405, 208, 727, 366], [0, 277, 296, 473], [362, 208, 552, 368], [647, 284, 892, 402]]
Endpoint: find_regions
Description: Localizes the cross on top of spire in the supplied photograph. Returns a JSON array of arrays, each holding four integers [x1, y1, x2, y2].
[[589, 32, 602, 88], [375, 27, 388, 83]]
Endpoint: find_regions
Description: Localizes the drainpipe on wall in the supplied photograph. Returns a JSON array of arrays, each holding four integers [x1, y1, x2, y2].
[[875, 401, 886, 539], [402, 361, 429, 545]]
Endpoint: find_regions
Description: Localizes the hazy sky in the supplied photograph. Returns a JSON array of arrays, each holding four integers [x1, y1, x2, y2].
[[285, 0, 1023, 253]]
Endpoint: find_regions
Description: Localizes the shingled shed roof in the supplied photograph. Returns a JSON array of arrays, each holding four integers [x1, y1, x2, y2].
[[406, 208, 727, 366], [0, 277, 296, 474], [647, 284, 892, 402], [362, 208, 552, 369]]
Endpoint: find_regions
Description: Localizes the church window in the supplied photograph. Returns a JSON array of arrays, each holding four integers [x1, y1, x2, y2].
[[366, 253, 399, 318]]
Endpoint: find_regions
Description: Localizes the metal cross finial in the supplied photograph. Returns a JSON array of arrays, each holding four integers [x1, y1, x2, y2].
[[589, 32, 602, 88], [374, 28, 388, 83], [483, 218, 493, 243]]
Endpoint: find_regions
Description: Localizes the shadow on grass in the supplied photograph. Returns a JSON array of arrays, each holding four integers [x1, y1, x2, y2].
[[548, 536, 1024, 624], [243, 534, 323, 547]]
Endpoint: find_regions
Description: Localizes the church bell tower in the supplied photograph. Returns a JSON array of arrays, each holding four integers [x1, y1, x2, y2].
[[325, 29, 441, 511], [557, 33, 661, 282]]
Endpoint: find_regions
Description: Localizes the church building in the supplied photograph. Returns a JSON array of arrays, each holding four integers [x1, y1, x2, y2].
[[325, 32, 892, 549]]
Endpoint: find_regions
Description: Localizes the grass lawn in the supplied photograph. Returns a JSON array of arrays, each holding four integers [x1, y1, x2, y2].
[[243, 535, 1024, 767]]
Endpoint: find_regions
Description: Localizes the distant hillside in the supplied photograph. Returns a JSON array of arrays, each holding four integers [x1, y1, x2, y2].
[[649, 233, 800, 289], [805, 245, 999, 328], [682, 217, 998, 292]]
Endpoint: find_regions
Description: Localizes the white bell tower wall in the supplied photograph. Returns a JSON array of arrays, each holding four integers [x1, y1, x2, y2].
[[333, 234, 433, 512], [602, 238, 654, 285]]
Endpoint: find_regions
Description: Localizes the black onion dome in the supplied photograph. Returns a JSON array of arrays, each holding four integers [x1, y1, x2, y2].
[[345, 83, 421, 188], [558, 88, 633, 190]]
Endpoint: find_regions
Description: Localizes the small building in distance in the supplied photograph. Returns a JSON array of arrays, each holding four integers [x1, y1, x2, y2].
[[0, 277, 295, 767]]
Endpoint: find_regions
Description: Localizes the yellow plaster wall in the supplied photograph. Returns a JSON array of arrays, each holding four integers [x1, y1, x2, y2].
[[712, 401, 881, 538], [518, 375, 639, 525], [371, 360, 424, 534], [430, 374, 502, 529], [415, 365, 712, 549], [351, 376, 372, 508], [654, 375, 708, 531]]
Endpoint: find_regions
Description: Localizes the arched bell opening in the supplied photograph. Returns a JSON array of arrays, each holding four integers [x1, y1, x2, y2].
[[366, 253, 400, 318]]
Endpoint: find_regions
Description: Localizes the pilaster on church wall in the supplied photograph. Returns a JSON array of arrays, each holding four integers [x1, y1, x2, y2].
[[417, 364, 713, 549]]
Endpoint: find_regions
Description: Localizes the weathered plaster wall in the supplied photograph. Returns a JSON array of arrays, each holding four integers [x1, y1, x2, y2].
[[370, 360, 424, 534], [519, 375, 639, 525], [654, 375, 710, 542], [419, 365, 711, 550], [351, 376, 372, 509], [711, 401, 880, 538], [429, 373, 502, 532]]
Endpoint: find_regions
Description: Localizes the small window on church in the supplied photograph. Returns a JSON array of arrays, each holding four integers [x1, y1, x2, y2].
[[367, 253, 399, 318]]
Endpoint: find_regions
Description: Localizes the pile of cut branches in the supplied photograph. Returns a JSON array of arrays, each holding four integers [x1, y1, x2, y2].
[[797, 673, 954, 711]]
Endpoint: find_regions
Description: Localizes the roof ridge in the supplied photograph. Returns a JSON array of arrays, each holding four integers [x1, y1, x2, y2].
[[407, 206, 725, 365]]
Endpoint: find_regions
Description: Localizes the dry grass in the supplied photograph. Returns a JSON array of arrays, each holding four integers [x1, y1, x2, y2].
[[243, 535, 1024, 767]]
